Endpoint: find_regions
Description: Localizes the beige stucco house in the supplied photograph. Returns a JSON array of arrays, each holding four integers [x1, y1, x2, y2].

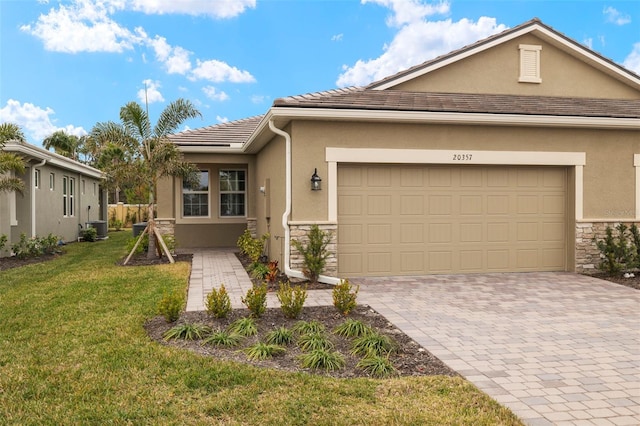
[[158, 19, 640, 282], [0, 141, 106, 256]]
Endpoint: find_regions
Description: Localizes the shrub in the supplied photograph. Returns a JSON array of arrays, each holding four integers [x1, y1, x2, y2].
[[249, 262, 270, 280], [277, 281, 307, 319], [205, 284, 232, 319], [228, 317, 258, 337], [332, 279, 359, 316], [237, 230, 269, 263], [126, 234, 148, 255], [163, 322, 211, 341], [357, 355, 398, 378], [11, 233, 61, 259], [264, 327, 294, 346], [110, 219, 124, 231], [297, 332, 333, 352], [334, 318, 372, 338], [244, 343, 286, 361], [291, 224, 331, 283], [266, 260, 279, 283], [82, 227, 98, 242], [0, 234, 7, 255], [594, 224, 633, 275], [157, 291, 184, 323], [292, 320, 325, 335], [351, 332, 397, 357], [630, 224, 640, 268], [241, 283, 267, 318], [298, 349, 345, 371], [202, 330, 242, 347]]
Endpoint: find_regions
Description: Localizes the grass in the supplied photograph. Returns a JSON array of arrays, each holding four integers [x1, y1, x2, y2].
[[0, 231, 524, 425]]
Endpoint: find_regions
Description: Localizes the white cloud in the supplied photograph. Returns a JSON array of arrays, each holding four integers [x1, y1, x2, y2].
[[332, 33, 344, 42], [148, 36, 192, 74], [623, 42, 640, 74], [216, 116, 229, 123], [128, 0, 256, 18], [337, 14, 506, 87], [137, 79, 165, 104], [202, 86, 230, 102], [0, 99, 86, 143], [20, 0, 142, 53], [583, 37, 593, 50], [251, 95, 267, 104], [190, 59, 256, 83], [603, 6, 631, 25], [364, 0, 451, 26]]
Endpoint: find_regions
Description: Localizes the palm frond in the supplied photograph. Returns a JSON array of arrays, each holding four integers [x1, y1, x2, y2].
[[0, 123, 26, 145], [120, 102, 151, 142], [0, 176, 25, 193], [0, 152, 26, 175], [154, 98, 201, 137]]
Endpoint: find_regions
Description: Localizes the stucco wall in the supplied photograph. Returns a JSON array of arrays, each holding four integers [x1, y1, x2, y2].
[[393, 34, 640, 99]]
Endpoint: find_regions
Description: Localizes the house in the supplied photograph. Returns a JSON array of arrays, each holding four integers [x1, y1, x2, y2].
[[158, 18, 640, 282], [0, 140, 106, 256]]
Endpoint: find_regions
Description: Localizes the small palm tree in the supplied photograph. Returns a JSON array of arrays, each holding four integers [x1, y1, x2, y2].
[[43, 130, 82, 160], [91, 99, 201, 261], [0, 123, 27, 193]]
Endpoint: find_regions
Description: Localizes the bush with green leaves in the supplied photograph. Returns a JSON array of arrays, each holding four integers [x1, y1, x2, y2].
[[629, 224, 640, 269], [157, 291, 184, 323], [357, 355, 398, 378], [277, 281, 307, 319], [237, 229, 269, 263], [292, 320, 325, 335], [0, 234, 7, 255], [244, 343, 286, 361], [333, 318, 372, 338], [163, 322, 211, 341], [264, 327, 294, 346], [332, 279, 359, 316], [228, 317, 258, 337], [298, 349, 345, 371], [202, 330, 242, 347], [594, 224, 633, 275], [11, 233, 61, 259], [205, 284, 232, 318], [82, 227, 98, 242], [351, 332, 397, 357], [249, 262, 270, 280], [291, 224, 331, 283], [297, 332, 333, 352], [241, 283, 267, 318]]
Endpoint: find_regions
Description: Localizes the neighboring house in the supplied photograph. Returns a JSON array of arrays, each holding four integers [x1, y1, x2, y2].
[[0, 141, 106, 256], [158, 18, 640, 282]]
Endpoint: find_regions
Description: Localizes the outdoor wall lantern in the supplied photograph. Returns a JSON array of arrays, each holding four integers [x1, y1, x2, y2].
[[310, 168, 322, 191]]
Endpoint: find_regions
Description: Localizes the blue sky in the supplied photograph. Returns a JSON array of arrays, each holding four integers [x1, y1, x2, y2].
[[1, 0, 639, 146]]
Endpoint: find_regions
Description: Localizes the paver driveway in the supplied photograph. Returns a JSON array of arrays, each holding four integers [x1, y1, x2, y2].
[[351, 272, 640, 426]]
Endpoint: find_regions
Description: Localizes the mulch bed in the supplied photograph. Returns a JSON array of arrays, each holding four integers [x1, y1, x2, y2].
[[3, 248, 639, 378]]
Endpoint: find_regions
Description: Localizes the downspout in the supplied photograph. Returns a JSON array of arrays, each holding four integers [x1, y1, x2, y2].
[[32, 159, 47, 237], [268, 119, 339, 285]]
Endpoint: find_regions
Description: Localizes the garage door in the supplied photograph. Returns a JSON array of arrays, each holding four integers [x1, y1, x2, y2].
[[337, 164, 566, 276]]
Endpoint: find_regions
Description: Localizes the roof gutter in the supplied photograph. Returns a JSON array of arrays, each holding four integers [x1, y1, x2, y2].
[[267, 119, 339, 285]]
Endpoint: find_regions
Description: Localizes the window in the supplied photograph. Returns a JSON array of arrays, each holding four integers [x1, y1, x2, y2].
[[93, 182, 96, 196], [82, 179, 85, 195], [34, 169, 40, 189], [519, 44, 542, 83], [62, 176, 75, 217], [183, 170, 209, 217], [49, 173, 55, 190], [219, 170, 246, 217]]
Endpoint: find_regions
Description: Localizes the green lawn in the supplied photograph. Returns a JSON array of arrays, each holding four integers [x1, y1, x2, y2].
[[0, 232, 523, 425]]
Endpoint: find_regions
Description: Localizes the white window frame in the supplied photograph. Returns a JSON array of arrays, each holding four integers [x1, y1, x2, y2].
[[219, 169, 246, 218], [519, 44, 542, 83], [34, 169, 40, 189], [69, 177, 75, 217], [182, 170, 210, 218], [49, 173, 55, 191], [62, 176, 75, 217]]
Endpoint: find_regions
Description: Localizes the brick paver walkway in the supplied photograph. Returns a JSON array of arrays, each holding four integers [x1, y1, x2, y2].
[[186, 250, 640, 426]]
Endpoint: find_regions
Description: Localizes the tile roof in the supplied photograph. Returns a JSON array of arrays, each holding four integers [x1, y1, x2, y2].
[[168, 115, 263, 145], [273, 89, 640, 119]]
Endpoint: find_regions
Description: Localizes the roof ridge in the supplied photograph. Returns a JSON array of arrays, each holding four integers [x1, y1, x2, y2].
[[172, 115, 264, 136]]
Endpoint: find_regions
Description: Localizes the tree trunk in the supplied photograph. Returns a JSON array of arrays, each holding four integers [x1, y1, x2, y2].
[[146, 190, 157, 259]]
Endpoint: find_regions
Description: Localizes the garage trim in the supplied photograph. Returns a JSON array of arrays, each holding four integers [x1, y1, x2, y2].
[[326, 148, 586, 222]]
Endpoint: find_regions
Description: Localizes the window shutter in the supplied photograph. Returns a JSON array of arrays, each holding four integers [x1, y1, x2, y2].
[[519, 44, 542, 83]]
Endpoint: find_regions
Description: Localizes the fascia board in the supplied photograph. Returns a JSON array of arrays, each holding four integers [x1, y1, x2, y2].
[[5, 142, 104, 179], [254, 107, 640, 130]]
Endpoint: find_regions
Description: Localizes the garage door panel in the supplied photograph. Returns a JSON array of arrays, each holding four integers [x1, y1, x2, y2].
[[338, 164, 567, 276]]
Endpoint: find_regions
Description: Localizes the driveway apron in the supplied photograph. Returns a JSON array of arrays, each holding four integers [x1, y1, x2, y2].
[[352, 272, 640, 426]]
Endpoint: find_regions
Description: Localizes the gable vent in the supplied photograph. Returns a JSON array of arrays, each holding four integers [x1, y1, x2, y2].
[[519, 44, 542, 83]]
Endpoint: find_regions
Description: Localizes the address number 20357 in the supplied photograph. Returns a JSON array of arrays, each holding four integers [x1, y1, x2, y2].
[[452, 154, 473, 161]]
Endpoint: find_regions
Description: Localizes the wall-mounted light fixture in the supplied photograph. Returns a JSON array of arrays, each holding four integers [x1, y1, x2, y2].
[[310, 168, 322, 191]]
